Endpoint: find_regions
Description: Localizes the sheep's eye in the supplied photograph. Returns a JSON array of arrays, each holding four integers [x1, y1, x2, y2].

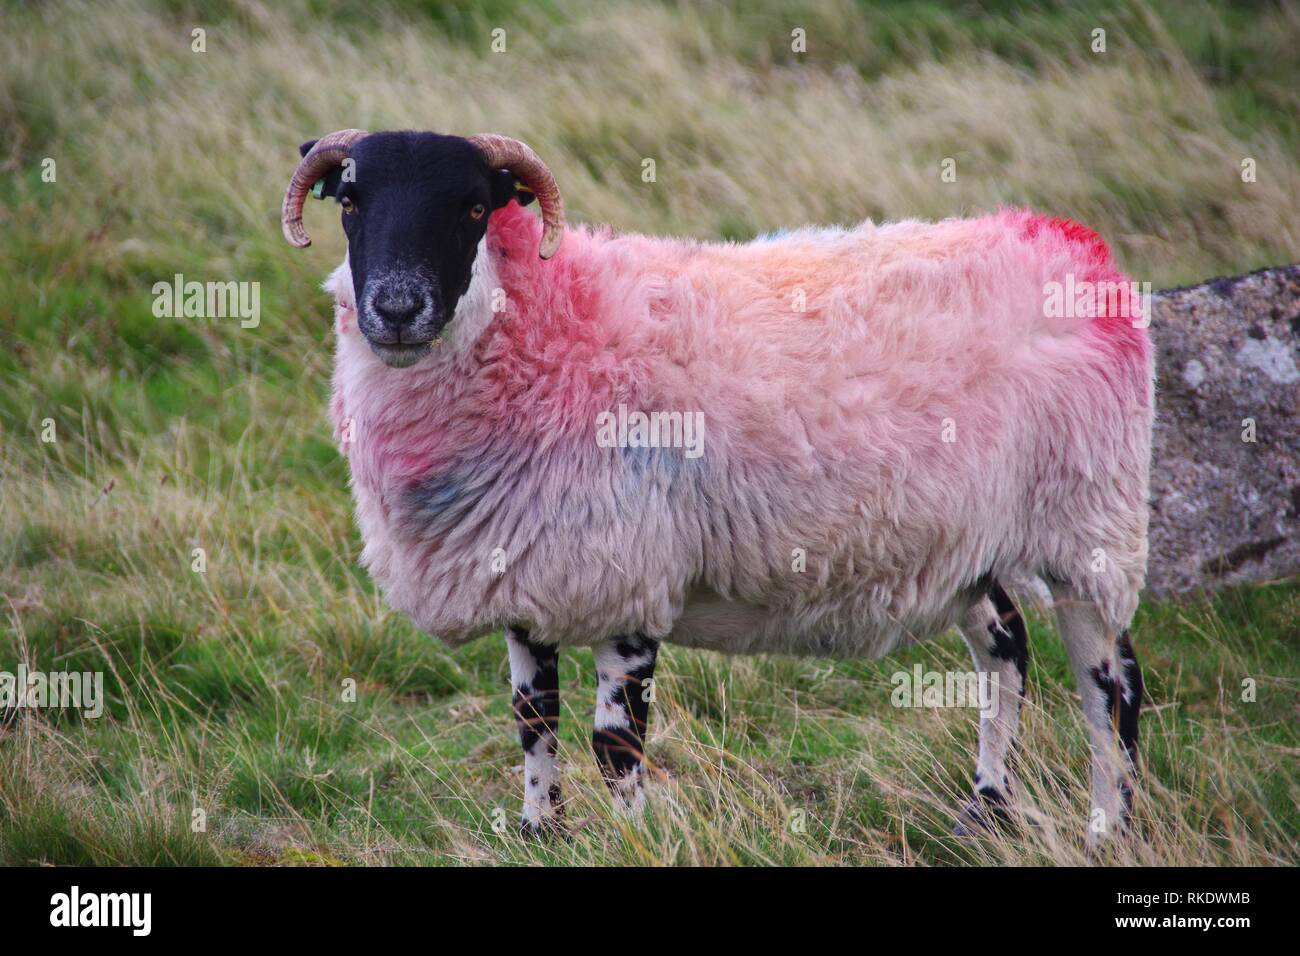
[[340, 196, 357, 214], [468, 203, 486, 221]]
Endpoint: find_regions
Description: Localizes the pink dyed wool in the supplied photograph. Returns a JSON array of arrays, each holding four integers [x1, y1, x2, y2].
[[326, 202, 1153, 655]]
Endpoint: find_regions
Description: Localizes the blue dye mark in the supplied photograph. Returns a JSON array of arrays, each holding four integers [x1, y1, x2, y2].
[[408, 443, 704, 527], [618, 442, 705, 501], [408, 472, 466, 518], [406, 457, 492, 524], [621, 443, 665, 482], [622, 443, 685, 479]]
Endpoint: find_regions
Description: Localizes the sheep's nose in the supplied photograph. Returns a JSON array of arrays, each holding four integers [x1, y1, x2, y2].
[[373, 289, 425, 331]]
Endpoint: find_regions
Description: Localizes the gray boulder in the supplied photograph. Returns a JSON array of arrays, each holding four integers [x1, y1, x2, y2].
[[1147, 265, 1300, 595]]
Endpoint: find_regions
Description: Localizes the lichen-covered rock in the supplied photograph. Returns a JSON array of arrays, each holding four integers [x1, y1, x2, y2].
[[1147, 265, 1300, 595]]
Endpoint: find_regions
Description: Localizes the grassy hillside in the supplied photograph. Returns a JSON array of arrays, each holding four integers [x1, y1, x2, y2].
[[1, 0, 1297, 865]]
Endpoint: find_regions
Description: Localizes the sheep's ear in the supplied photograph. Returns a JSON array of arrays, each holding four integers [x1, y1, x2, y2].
[[297, 139, 342, 201], [489, 168, 535, 208], [296, 140, 345, 201], [313, 167, 346, 201]]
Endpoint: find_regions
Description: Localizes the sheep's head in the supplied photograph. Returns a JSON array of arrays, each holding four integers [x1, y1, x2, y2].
[[282, 130, 564, 368]]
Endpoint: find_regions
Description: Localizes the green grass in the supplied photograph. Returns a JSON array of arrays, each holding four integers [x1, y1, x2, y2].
[[1, 0, 1298, 865]]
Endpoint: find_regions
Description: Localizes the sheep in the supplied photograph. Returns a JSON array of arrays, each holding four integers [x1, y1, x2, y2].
[[282, 129, 1154, 840]]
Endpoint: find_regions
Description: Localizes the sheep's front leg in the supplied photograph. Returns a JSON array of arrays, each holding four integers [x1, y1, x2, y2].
[[592, 634, 659, 815], [506, 626, 563, 835]]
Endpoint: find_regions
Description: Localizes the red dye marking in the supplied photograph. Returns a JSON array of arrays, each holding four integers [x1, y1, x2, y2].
[[1019, 213, 1112, 266], [484, 201, 614, 426], [1011, 209, 1149, 366]]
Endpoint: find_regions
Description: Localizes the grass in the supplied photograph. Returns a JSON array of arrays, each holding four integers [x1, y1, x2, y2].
[[1, 0, 1298, 865]]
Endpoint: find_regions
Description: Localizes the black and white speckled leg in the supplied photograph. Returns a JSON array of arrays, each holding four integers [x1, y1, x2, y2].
[[1114, 629, 1144, 817], [1048, 580, 1143, 844], [591, 634, 659, 815], [506, 626, 562, 835], [954, 583, 1028, 835]]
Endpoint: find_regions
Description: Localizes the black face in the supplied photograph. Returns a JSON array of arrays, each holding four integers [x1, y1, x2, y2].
[[300, 131, 532, 367]]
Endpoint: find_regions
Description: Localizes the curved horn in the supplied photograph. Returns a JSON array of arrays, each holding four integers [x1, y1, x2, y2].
[[281, 128, 368, 247], [469, 133, 565, 259]]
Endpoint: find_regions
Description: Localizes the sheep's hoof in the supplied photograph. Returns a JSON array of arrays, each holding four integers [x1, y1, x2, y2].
[[1083, 815, 1139, 856], [952, 792, 1012, 838], [519, 816, 570, 842]]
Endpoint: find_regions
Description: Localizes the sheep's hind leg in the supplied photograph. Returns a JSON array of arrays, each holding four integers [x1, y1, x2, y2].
[[591, 634, 659, 815], [954, 583, 1028, 836], [1047, 579, 1143, 845], [1114, 630, 1143, 811], [506, 626, 563, 836]]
